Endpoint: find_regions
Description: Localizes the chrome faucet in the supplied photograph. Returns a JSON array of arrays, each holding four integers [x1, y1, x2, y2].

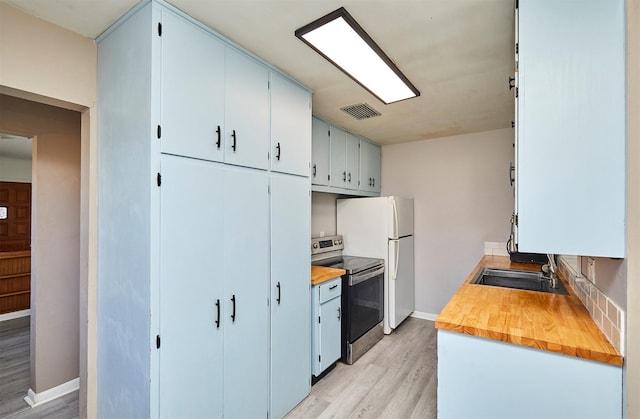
[[542, 253, 558, 289]]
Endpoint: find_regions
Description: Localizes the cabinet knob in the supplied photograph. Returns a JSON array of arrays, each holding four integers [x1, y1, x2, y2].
[[508, 76, 515, 90]]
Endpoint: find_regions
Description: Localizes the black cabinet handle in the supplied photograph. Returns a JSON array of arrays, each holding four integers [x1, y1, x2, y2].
[[215, 299, 220, 328], [216, 126, 221, 149], [343, 171, 346, 182], [372, 178, 375, 187], [348, 172, 351, 183], [337, 307, 341, 320], [313, 164, 317, 177], [329, 284, 338, 290], [276, 282, 281, 305], [231, 295, 236, 322], [369, 177, 372, 187], [276, 142, 281, 161], [509, 162, 515, 187], [509, 76, 515, 90], [231, 130, 237, 152]]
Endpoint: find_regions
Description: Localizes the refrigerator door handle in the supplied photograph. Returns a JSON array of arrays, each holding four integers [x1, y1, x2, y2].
[[390, 239, 400, 280], [391, 198, 399, 239]]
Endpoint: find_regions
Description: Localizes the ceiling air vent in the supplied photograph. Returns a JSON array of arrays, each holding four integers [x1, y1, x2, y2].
[[340, 103, 381, 120]]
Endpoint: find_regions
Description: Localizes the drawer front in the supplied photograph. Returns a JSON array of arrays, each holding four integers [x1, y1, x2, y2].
[[319, 277, 342, 304]]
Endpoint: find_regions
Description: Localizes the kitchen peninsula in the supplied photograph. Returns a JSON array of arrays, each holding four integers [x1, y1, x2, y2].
[[435, 255, 622, 418]]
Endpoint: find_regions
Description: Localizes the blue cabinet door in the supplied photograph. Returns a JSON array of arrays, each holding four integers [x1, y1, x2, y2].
[[270, 173, 311, 417], [345, 133, 360, 190], [225, 48, 270, 170], [223, 166, 270, 418], [517, 0, 625, 257], [320, 296, 342, 372], [159, 155, 224, 418], [160, 9, 225, 162], [270, 73, 311, 177], [329, 126, 347, 188], [311, 117, 330, 186]]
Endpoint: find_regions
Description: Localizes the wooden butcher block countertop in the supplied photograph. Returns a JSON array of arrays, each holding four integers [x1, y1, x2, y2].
[[435, 255, 622, 366], [311, 266, 346, 286]]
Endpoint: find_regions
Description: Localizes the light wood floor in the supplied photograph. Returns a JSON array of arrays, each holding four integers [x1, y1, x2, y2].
[[0, 316, 79, 419], [1, 316, 435, 419], [287, 317, 437, 419]]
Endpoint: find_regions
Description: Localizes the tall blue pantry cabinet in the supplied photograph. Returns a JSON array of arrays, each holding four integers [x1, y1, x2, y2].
[[97, 1, 312, 417]]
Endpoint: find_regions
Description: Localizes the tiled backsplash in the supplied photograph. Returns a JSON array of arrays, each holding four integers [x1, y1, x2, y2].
[[558, 259, 625, 355], [484, 242, 509, 257]]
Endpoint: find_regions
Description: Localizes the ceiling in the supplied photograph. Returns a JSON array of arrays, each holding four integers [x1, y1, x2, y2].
[[0, 134, 32, 160], [0, 0, 515, 146]]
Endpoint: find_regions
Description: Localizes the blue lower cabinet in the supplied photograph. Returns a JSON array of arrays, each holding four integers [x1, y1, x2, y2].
[[312, 277, 342, 376]]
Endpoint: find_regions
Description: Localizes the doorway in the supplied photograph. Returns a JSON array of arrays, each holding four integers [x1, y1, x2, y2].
[[0, 94, 82, 415]]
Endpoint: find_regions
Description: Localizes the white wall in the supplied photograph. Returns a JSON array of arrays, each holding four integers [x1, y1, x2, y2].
[[0, 3, 96, 108], [381, 128, 514, 316], [311, 192, 339, 238], [0, 4, 97, 418], [0, 155, 31, 182]]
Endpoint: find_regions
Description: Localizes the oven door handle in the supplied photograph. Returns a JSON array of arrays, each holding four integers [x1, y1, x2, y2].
[[349, 265, 385, 286]]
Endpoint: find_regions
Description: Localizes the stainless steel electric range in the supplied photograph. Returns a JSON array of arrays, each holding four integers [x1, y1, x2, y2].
[[311, 235, 385, 364]]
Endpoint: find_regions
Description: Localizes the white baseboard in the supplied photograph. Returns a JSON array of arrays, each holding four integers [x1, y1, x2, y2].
[[410, 311, 439, 321], [24, 377, 79, 408], [0, 309, 30, 322]]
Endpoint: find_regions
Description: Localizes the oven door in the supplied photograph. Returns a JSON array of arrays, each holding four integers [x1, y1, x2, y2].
[[345, 265, 384, 343]]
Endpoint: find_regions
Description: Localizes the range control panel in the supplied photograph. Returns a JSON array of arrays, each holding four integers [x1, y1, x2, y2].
[[311, 235, 344, 256]]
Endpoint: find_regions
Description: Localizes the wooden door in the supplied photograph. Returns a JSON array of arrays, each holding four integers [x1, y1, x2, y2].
[[0, 182, 31, 252]]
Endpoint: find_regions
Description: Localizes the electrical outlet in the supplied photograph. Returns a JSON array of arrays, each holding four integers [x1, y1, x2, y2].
[[586, 257, 596, 282]]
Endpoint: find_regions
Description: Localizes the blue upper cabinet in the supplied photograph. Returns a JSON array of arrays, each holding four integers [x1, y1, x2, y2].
[[270, 72, 312, 177], [345, 133, 360, 190], [329, 126, 347, 189], [311, 116, 381, 196], [160, 9, 225, 162], [516, 0, 625, 257], [224, 47, 270, 170], [311, 117, 330, 186]]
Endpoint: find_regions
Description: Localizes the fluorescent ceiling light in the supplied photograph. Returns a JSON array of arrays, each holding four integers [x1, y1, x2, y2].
[[295, 7, 420, 104]]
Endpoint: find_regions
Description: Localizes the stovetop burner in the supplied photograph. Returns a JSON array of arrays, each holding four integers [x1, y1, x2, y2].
[[311, 235, 383, 275], [314, 255, 383, 275]]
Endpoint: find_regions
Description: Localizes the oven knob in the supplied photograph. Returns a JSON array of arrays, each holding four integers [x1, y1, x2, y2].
[[337, 240, 343, 245], [312, 243, 318, 249]]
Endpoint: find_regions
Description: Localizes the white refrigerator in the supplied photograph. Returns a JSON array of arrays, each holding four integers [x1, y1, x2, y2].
[[337, 196, 414, 334]]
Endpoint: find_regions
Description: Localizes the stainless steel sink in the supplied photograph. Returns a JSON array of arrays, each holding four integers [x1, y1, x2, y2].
[[471, 268, 569, 295]]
